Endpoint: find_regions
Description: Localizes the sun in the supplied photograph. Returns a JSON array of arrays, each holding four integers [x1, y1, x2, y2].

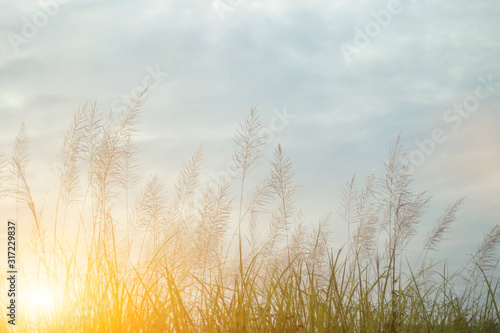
[[21, 284, 56, 319], [28, 287, 52, 308]]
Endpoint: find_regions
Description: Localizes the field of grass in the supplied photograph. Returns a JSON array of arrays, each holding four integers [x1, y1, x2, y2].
[[0, 93, 499, 332]]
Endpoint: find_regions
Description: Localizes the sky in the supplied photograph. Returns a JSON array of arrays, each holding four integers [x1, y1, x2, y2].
[[0, 0, 499, 269]]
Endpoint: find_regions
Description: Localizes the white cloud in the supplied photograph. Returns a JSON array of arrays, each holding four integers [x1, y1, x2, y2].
[[0, 0, 499, 268]]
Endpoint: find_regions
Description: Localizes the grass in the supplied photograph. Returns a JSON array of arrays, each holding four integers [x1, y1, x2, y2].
[[0, 94, 499, 332]]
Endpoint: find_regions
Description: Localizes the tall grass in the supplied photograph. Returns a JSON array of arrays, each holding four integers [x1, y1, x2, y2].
[[0, 95, 499, 332]]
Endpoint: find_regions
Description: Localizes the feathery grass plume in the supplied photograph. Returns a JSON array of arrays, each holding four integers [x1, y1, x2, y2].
[[246, 208, 261, 255], [267, 144, 296, 259], [231, 105, 266, 217], [10, 122, 32, 211], [91, 115, 123, 238], [134, 175, 167, 260], [236, 175, 274, 255], [289, 210, 307, 262], [58, 103, 86, 208], [419, 257, 435, 293], [116, 87, 147, 140], [421, 198, 465, 262], [10, 122, 42, 233], [117, 136, 141, 197], [173, 143, 203, 208], [472, 224, 500, 272], [231, 105, 266, 182], [193, 181, 232, 274], [9, 123, 50, 281], [89, 90, 146, 246], [351, 172, 378, 262], [231, 105, 266, 267], [52, 103, 88, 276], [379, 135, 412, 233], [118, 135, 141, 246], [378, 135, 432, 260], [246, 175, 274, 214], [170, 143, 203, 259], [339, 174, 358, 253], [77, 102, 103, 249], [0, 140, 7, 201], [107, 85, 146, 218], [81, 102, 102, 177], [306, 212, 332, 274], [394, 190, 430, 250]]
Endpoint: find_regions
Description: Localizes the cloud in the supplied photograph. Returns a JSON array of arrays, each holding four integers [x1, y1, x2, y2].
[[0, 0, 498, 268]]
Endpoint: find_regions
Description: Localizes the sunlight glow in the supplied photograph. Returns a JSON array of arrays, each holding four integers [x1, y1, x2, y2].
[[28, 287, 52, 308], [22, 284, 56, 318]]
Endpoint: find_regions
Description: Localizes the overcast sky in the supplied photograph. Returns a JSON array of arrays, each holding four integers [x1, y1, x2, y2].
[[1, 0, 499, 267]]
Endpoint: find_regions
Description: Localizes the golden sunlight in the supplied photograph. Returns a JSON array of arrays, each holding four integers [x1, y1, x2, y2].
[[20, 284, 55, 319]]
